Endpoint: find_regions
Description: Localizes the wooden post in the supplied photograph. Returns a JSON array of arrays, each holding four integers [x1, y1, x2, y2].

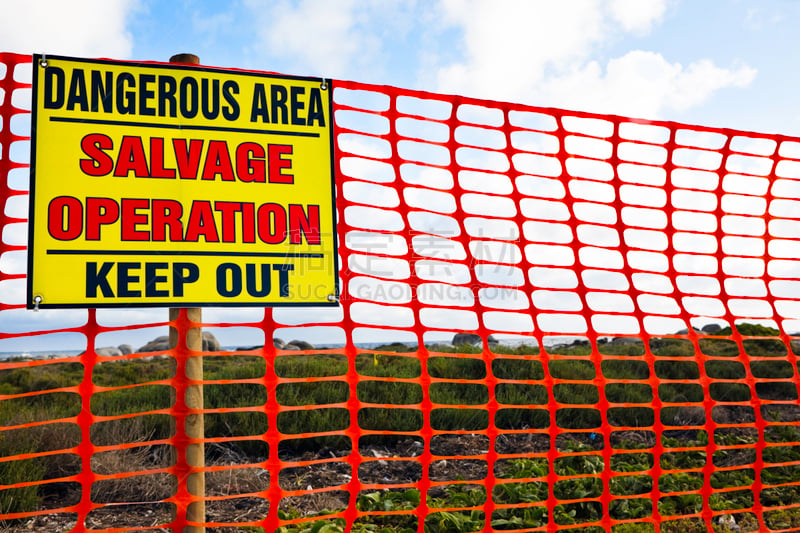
[[169, 53, 205, 533]]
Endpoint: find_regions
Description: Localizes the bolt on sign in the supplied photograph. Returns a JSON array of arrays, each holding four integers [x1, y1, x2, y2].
[[27, 54, 338, 308]]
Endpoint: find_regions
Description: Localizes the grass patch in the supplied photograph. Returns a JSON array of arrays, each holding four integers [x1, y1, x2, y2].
[[2, 325, 800, 531]]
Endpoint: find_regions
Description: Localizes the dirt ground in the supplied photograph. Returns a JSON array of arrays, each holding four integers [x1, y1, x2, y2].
[[0, 425, 788, 532]]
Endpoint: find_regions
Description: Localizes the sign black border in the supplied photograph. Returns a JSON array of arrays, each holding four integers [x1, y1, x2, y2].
[[26, 54, 339, 309]]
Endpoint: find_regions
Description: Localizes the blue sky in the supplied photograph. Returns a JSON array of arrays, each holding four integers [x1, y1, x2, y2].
[[2, 0, 800, 351], [3, 0, 800, 134]]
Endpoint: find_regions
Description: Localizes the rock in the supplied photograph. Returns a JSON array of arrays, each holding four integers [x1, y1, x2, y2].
[[287, 340, 315, 350], [282, 344, 301, 351], [273, 338, 286, 349], [117, 344, 134, 355], [452, 333, 480, 345], [452, 333, 498, 346], [610, 337, 641, 345], [202, 331, 220, 351], [95, 346, 122, 357], [427, 343, 455, 351], [717, 514, 738, 532], [236, 345, 263, 351], [138, 331, 220, 352], [701, 323, 722, 333], [138, 335, 170, 353]]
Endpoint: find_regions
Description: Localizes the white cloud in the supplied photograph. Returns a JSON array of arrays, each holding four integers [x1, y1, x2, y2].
[[250, 0, 362, 77], [0, 0, 140, 58], [434, 0, 607, 102], [430, 0, 756, 119], [668, 59, 757, 110], [243, 0, 417, 80], [540, 51, 757, 118], [608, 0, 667, 34]]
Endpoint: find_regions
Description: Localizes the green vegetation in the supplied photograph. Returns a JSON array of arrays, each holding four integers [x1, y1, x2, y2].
[[1, 325, 800, 531]]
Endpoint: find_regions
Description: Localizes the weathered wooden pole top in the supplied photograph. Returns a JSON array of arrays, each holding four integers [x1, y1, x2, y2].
[[169, 53, 200, 64]]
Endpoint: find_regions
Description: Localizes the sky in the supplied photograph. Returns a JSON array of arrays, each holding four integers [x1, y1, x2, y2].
[[2, 0, 800, 134], [1, 0, 799, 351]]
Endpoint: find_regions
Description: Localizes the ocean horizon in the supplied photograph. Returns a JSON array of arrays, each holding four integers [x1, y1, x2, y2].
[[0, 336, 593, 361]]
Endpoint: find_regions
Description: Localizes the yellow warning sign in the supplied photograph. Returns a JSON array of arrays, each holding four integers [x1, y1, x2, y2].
[[27, 54, 338, 308]]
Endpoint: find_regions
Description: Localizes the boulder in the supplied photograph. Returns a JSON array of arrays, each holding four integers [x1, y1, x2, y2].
[[118, 344, 134, 355], [95, 346, 122, 357], [452, 333, 498, 346], [138, 336, 170, 353], [202, 332, 221, 352], [610, 337, 641, 345], [287, 340, 315, 350], [238, 339, 289, 350], [137, 331, 220, 352], [701, 323, 722, 333], [427, 343, 455, 351]]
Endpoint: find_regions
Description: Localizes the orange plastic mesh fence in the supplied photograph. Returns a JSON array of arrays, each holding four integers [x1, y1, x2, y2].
[[2, 53, 800, 533]]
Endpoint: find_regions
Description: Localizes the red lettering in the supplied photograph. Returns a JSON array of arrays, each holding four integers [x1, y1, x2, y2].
[[120, 198, 150, 241], [257, 203, 286, 244], [149, 138, 176, 178], [236, 142, 266, 183], [114, 136, 149, 177], [80, 134, 114, 176], [184, 200, 220, 242], [268, 144, 293, 183], [48, 196, 82, 240], [152, 199, 183, 241], [202, 140, 235, 181], [288, 204, 321, 244], [214, 201, 241, 243], [85, 197, 120, 240], [174, 138, 203, 179], [241, 202, 255, 243]]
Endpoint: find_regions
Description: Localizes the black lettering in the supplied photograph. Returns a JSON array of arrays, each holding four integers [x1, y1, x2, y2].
[[180, 77, 199, 118], [173, 262, 199, 297], [117, 262, 141, 297], [158, 75, 177, 117], [43, 65, 65, 109], [90, 70, 113, 112], [217, 263, 242, 297], [250, 83, 269, 123], [116, 72, 136, 114], [271, 85, 288, 124], [66, 68, 88, 111], [272, 264, 294, 297], [308, 87, 326, 127], [201, 78, 219, 120], [86, 262, 114, 298], [139, 73, 156, 116], [246, 263, 271, 297], [290, 86, 305, 126], [145, 262, 169, 297], [222, 80, 240, 120]]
